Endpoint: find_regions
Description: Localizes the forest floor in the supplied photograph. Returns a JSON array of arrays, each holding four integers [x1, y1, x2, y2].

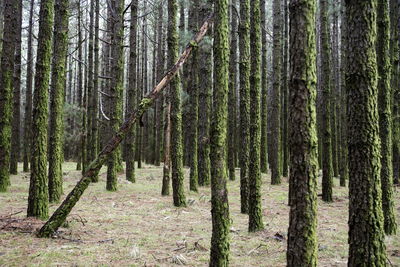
[[0, 162, 399, 267]]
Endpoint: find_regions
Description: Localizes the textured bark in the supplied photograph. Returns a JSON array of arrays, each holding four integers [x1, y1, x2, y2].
[[282, 0, 289, 178], [239, 0, 250, 214], [271, 0, 282, 185], [228, 0, 238, 181], [37, 17, 213, 237], [48, 0, 69, 203], [248, 0, 264, 233], [169, 0, 186, 207], [76, 6, 84, 171], [188, 0, 199, 192], [377, 0, 397, 235], [209, 0, 230, 264], [23, 0, 35, 172], [286, 0, 318, 265], [162, 100, 171, 196], [0, 0, 18, 192], [126, 0, 138, 183], [319, 0, 333, 202], [156, 4, 165, 167], [346, 0, 387, 265], [197, 0, 212, 187], [106, 0, 124, 192], [27, 0, 54, 219], [260, 0, 268, 174], [9, 0, 22, 175]]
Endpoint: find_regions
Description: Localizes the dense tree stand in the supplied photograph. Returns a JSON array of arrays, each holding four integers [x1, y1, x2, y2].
[[346, 0, 387, 265], [37, 16, 213, 238], [286, 0, 318, 265]]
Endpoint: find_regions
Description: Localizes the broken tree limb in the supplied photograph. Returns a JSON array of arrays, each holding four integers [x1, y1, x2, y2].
[[37, 13, 214, 238]]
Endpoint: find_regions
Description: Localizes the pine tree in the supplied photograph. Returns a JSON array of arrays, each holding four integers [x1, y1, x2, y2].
[[248, 0, 264, 233], [168, 0, 186, 207], [126, 0, 138, 183], [260, 0, 268, 174], [271, 0, 282, 185], [9, 0, 22, 175], [27, 0, 54, 219], [106, 0, 124, 192], [209, 0, 230, 264], [239, 0, 250, 214], [346, 0, 387, 264], [319, 0, 333, 202], [282, 0, 289, 178], [0, 0, 18, 192], [48, 0, 69, 203], [377, 0, 397, 235], [287, 0, 318, 265]]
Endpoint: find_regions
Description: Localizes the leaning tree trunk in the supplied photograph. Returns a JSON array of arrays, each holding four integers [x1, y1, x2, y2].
[[37, 16, 213, 238]]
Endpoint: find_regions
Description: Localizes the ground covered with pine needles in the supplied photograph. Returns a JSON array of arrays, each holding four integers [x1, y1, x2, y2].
[[0, 162, 399, 266]]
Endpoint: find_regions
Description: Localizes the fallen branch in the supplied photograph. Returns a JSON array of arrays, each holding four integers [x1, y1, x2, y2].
[[37, 13, 214, 238]]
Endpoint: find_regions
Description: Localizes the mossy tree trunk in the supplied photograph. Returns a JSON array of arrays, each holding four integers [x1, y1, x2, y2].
[[239, 0, 250, 214], [228, 0, 238, 182], [168, 0, 186, 207], [286, 0, 318, 265], [209, 0, 230, 264], [0, 0, 18, 192], [346, 0, 387, 264], [27, 0, 54, 219], [126, 0, 138, 183], [319, 0, 333, 202], [197, 1, 212, 187], [271, 0, 282, 185], [48, 0, 69, 203], [248, 0, 264, 233], [10, 0, 22, 175], [23, 0, 35, 173], [377, 0, 397, 235], [106, 0, 124, 192]]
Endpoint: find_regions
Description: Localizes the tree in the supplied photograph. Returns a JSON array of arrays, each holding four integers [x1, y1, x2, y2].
[[260, 0, 268, 174], [319, 0, 333, 202], [23, 0, 35, 172], [377, 0, 397, 235], [346, 0, 387, 264], [209, 0, 230, 264], [27, 0, 54, 219], [286, 0, 318, 265], [271, 0, 282, 185], [0, 0, 18, 192], [197, 0, 212, 187], [248, 0, 264, 233], [168, 0, 186, 207], [48, 0, 69, 203], [126, 0, 138, 183], [9, 0, 22, 175], [239, 0, 250, 214], [282, 0, 289, 177], [106, 0, 125, 192]]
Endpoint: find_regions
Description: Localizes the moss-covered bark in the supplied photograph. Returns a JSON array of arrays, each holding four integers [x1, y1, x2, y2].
[[10, 0, 22, 175], [271, 0, 282, 185], [319, 0, 333, 202], [260, 0, 268, 174], [197, 0, 212, 187], [48, 0, 69, 203], [188, 0, 199, 192], [239, 0, 250, 214], [23, 0, 35, 173], [169, 0, 186, 207], [27, 0, 54, 219], [162, 100, 171, 195], [346, 0, 387, 265], [377, 0, 397, 235], [209, 0, 230, 264], [0, 0, 18, 192], [126, 0, 138, 183], [248, 0, 264, 233], [106, 0, 124, 192], [286, 0, 318, 265]]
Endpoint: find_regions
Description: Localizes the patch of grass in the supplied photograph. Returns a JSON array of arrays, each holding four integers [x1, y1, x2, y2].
[[0, 163, 399, 266]]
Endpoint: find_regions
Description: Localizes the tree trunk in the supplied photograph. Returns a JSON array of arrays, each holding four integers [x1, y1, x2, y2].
[[260, 0, 268, 174]]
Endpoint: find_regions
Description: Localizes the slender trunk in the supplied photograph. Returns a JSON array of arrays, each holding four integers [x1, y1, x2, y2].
[[260, 0, 268, 174]]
